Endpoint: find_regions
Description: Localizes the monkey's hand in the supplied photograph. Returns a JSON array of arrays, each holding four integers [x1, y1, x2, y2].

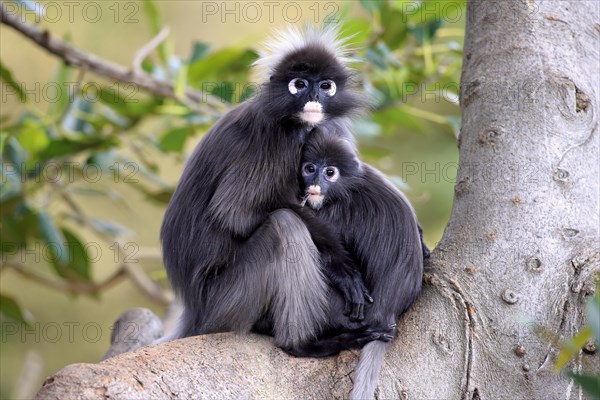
[[323, 258, 373, 322], [290, 205, 373, 320]]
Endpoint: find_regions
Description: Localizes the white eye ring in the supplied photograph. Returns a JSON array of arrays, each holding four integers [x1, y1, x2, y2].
[[288, 78, 308, 95], [323, 166, 340, 182], [302, 162, 316, 176], [320, 80, 336, 97]]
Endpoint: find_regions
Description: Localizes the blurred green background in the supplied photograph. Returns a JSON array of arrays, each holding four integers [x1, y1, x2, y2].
[[0, 1, 463, 397]]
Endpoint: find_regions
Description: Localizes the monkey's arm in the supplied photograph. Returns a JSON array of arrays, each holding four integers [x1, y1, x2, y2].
[[208, 168, 269, 238], [291, 205, 373, 321]]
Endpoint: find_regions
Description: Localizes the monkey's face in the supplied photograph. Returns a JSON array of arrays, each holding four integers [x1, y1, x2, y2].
[[300, 131, 362, 209], [266, 46, 361, 126], [287, 78, 336, 125], [300, 162, 340, 209]]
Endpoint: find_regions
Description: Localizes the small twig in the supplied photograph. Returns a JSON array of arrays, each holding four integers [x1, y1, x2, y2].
[[123, 262, 173, 305], [55, 184, 172, 305], [4, 261, 127, 294], [133, 25, 171, 74], [128, 138, 159, 171], [0, 2, 227, 113]]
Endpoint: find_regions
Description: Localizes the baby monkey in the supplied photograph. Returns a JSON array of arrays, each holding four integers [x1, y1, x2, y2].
[[299, 127, 425, 400]]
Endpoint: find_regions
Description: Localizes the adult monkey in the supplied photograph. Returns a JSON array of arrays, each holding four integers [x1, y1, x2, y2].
[[159, 27, 386, 352]]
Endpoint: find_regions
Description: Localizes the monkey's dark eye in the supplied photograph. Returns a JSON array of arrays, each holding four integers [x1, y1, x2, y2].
[[323, 166, 340, 182], [319, 80, 336, 96], [302, 163, 316, 176], [288, 78, 309, 95]]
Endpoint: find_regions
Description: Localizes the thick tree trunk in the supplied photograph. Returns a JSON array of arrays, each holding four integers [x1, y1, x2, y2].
[[35, 1, 599, 399]]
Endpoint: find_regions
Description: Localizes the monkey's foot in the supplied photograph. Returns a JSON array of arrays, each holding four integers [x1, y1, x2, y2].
[[281, 324, 396, 358]]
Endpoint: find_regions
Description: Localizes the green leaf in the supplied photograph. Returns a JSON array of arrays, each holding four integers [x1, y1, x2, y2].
[[373, 107, 426, 134], [189, 42, 211, 63], [59, 228, 92, 282], [366, 47, 388, 70], [379, 8, 409, 47], [174, 64, 189, 99], [409, 19, 444, 44], [0, 204, 35, 247], [341, 19, 372, 46], [37, 211, 69, 268], [142, 0, 168, 64], [0, 161, 23, 203], [390, 0, 423, 11], [98, 90, 159, 119], [144, 189, 173, 204], [187, 48, 257, 88], [360, 0, 386, 13], [38, 136, 118, 160], [48, 62, 73, 117], [211, 81, 236, 103], [566, 371, 600, 399], [0, 60, 26, 101], [18, 120, 50, 156], [376, 41, 401, 67], [554, 326, 593, 372], [586, 289, 600, 345], [0, 131, 6, 153], [143, 0, 161, 34], [99, 86, 135, 109], [158, 127, 190, 152], [4, 137, 28, 174], [61, 96, 94, 134], [0, 294, 31, 325]]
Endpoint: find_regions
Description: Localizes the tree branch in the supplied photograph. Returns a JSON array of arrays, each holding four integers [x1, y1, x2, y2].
[[0, 1, 227, 114], [54, 184, 173, 305], [132, 25, 171, 75], [2, 262, 127, 294]]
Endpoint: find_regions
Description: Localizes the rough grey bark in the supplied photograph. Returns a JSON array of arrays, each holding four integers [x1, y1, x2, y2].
[[35, 1, 599, 399], [36, 333, 361, 400]]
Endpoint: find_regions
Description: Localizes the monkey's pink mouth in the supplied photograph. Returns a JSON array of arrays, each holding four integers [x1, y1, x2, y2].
[[305, 191, 324, 209]]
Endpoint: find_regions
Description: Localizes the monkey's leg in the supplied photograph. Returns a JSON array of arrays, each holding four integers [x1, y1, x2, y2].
[[283, 325, 395, 358], [176, 209, 328, 348], [264, 209, 330, 348], [290, 205, 373, 321], [283, 293, 395, 357]]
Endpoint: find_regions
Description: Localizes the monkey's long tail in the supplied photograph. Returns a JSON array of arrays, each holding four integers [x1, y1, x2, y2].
[[350, 340, 390, 400]]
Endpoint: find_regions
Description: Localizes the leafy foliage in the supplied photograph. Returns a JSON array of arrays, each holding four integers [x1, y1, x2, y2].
[[554, 285, 600, 398], [0, 0, 464, 322]]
